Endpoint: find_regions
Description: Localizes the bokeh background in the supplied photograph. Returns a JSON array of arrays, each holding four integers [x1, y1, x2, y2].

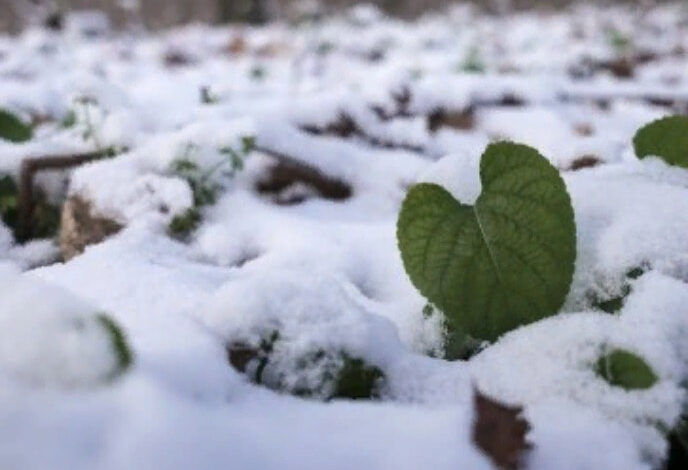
[[0, 0, 671, 33]]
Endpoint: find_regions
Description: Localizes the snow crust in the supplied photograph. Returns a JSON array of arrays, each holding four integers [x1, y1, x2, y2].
[[1, 3, 688, 469]]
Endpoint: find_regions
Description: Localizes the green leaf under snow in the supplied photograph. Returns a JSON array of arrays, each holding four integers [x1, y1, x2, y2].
[[226, 332, 383, 401], [397, 142, 576, 342], [633, 115, 688, 168], [596, 349, 658, 390], [0, 109, 33, 143]]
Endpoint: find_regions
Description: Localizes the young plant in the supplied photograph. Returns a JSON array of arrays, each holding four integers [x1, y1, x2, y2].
[[397, 142, 576, 344], [168, 137, 255, 238], [633, 115, 688, 168]]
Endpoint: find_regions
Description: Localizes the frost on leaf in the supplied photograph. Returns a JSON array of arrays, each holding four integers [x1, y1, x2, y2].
[[0, 108, 32, 143], [596, 348, 658, 391], [397, 142, 576, 342], [472, 389, 531, 470], [633, 116, 688, 168]]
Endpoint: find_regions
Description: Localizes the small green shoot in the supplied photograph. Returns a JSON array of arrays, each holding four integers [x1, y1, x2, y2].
[[168, 137, 255, 238]]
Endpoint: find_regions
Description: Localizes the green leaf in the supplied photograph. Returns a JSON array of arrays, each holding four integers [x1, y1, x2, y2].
[[0, 109, 33, 143], [633, 116, 688, 168], [397, 142, 576, 342], [96, 313, 133, 379], [596, 349, 658, 390]]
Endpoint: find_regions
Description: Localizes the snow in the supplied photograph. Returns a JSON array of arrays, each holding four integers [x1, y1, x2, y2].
[[0, 263, 122, 387], [1, 2, 688, 469]]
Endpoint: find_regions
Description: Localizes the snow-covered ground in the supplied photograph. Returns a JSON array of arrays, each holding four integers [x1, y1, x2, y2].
[[1, 3, 688, 469]]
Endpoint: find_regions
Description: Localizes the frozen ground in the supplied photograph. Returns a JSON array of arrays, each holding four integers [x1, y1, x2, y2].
[[1, 3, 688, 469]]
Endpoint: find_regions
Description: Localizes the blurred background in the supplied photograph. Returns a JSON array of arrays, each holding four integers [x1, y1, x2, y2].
[[0, 0, 672, 33]]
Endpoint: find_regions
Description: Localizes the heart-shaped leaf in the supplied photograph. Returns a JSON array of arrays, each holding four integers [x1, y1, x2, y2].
[[596, 349, 657, 390], [397, 142, 576, 342], [0, 109, 33, 143], [633, 115, 688, 168]]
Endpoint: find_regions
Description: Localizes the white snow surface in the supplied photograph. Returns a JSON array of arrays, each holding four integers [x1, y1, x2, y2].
[[1, 3, 688, 470]]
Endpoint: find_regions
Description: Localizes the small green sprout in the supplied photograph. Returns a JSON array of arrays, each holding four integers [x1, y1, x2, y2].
[[168, 137, 255, 238]]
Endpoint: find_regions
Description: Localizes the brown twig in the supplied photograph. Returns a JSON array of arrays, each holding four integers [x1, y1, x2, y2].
[[17, 150, 108, 242], [254, 145, 352, 201]]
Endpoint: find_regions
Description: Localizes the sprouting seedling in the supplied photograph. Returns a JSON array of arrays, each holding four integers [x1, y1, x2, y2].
[[219, 136, 256, 176], [168, 136, 255, 237], [397, 141, 576, 345], [633, 115, 688, 169]]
